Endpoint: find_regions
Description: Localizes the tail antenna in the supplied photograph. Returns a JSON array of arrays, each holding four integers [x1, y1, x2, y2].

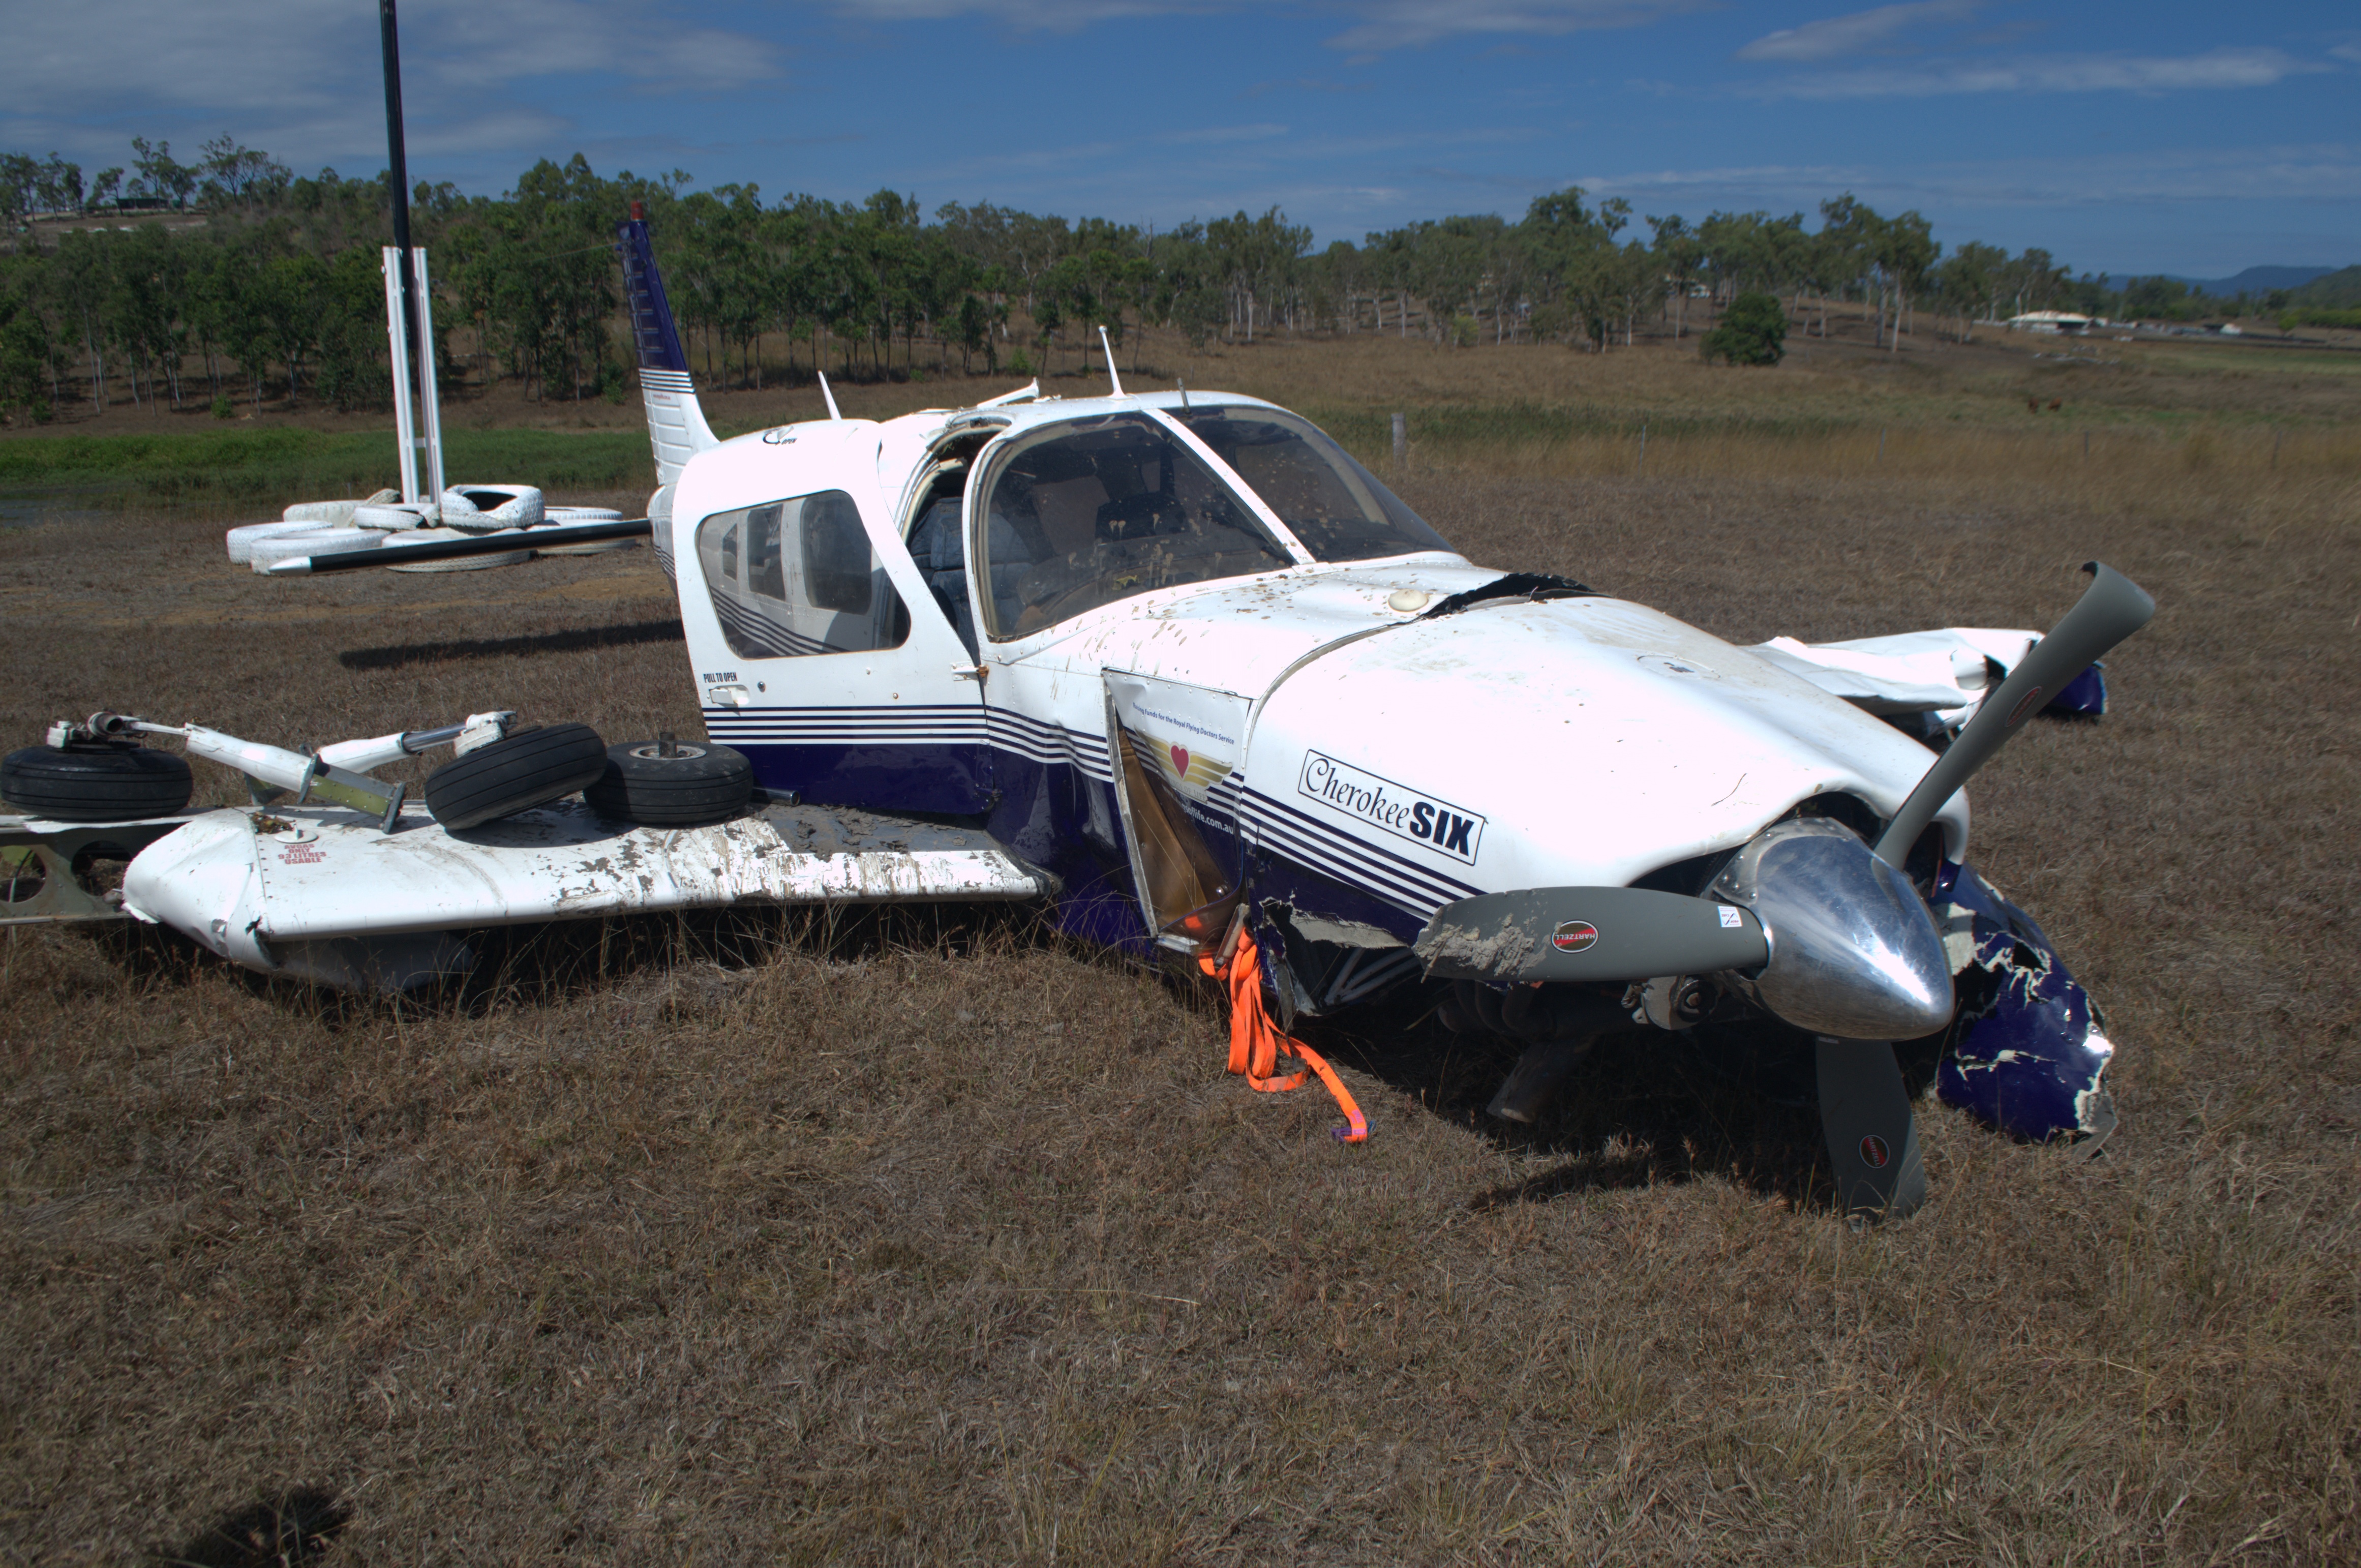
[[1098, 326, 1124, 397], [818, 371, 843, 421]]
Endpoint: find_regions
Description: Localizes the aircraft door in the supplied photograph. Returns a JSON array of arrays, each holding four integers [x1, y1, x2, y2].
[[685, 474, 989, 816], [1102, 672, 1253, 947]]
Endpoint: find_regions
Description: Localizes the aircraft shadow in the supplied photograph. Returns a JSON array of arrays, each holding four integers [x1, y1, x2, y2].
[[337, 618, 683, 672], [1303, 1005, 1837, 1213]]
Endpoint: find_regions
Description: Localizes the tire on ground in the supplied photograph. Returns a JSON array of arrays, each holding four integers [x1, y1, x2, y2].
[[383, 526, 533, 572], [352, 502, 434, 530], [226, 521, 322, 564], [424, 723, 608, 831], [2, 743, 194, 822], [247, 526, 384, 573], [440, 485, 544, 532], [584, 740, 754, 827]]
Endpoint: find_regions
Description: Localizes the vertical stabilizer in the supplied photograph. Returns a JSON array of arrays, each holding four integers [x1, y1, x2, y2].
[[616, 203, 718, 486]]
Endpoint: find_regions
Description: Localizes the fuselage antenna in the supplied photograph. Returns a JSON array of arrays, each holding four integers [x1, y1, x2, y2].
[[818, 371, 843, 421], [1098, 326, 1124, 398], [1177, 377, 1189, 410]]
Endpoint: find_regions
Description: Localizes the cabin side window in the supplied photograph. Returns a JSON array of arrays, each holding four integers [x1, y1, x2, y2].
[[693, 490, 910, 659]]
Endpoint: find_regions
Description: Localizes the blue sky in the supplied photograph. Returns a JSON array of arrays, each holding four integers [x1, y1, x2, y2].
[[9, 0, 2356, 277]]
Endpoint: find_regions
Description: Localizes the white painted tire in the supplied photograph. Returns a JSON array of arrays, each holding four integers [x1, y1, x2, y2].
[[384, 527, 533, 572], [227, 521, 324, 564], [247, 527, 385, 574], [282, 489, 399, 525], [353, 502, 435, 531], [441, 485, 543, 532], [535, 508, 636, 555]]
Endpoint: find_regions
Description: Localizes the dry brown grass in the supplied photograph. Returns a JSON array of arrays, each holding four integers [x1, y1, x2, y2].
[[2, 346, 2357, 1564]]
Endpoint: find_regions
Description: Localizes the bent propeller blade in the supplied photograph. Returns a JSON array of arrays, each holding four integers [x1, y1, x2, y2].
[[1874, 561, 2154, 867], [1815, 1038, 1928, 1219]]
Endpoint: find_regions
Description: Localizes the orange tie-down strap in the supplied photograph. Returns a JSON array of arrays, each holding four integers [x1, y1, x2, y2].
[[1200, 928, 1370, 1143]]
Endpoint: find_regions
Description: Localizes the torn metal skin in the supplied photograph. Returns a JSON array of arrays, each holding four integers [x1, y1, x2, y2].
[[1931, 863, 2116, 1146]]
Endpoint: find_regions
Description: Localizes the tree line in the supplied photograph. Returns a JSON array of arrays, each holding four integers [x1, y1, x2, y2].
[[0, 138, 2283, 425]]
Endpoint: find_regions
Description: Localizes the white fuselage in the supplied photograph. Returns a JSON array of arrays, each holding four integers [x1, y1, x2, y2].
[[663, 391, 1966, 950]]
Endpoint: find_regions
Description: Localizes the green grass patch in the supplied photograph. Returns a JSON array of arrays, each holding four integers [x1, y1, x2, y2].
[[2279, 308, 2361, 332], [0, 428, 656, 511], [2130, 345, 2361, 379]]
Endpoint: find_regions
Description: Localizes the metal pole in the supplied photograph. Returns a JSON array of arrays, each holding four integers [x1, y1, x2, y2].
[[380, 0, 426, 501]]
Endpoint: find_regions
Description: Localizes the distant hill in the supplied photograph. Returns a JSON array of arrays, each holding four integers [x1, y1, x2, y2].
[[2126, 265, 2342, 296], [2195, 265, 2338, 296], [2288, 265, 2361, 309]]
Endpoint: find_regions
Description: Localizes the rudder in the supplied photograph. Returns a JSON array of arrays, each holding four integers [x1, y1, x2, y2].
[[616, 202, 718, 488]]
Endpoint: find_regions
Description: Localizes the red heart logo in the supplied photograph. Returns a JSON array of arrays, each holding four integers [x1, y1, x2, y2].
[[1169, 745, 1190, 777]]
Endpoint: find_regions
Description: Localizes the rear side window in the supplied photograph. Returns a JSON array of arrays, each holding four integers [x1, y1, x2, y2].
[[693, 490, 908, 658]]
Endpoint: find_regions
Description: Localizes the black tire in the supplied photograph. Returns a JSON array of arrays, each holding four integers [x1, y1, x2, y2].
[[2, 743, 193, 822], [425, 723, 607, 831], [584, 740, 753, 827]]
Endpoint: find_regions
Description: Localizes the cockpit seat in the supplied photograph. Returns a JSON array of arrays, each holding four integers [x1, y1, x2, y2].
[[906, 497, 1026, 655], [1095, 491, 1189, 540]]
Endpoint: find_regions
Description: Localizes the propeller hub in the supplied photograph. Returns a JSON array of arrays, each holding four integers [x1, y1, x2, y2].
[[1713, 818, 1954, 1041]]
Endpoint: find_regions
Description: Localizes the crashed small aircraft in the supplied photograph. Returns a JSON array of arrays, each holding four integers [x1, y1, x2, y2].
[[2, 209, 2152, 1217]]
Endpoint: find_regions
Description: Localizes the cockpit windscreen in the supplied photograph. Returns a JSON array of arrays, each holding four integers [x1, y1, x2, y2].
[[979, 413, 1295, 638]]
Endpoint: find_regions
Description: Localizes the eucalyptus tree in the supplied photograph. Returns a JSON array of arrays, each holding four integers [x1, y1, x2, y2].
[[195, 137, 292, 215], [127, 137, 197, 208], [1817, 194, 1886, 340], [0, 253, 59, 418], [1647, 213, 1702, 337], [47, 231, 113, 408], [1994, 248, 2069, 319], [1933, 240, 2006, 340], [104, 223, 190, 409], [1147, 221, 1226, 347], [1876, 209, 1937, 349]]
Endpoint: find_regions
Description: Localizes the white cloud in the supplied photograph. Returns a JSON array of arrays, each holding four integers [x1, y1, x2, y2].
[[829, 0, 1216, 27], [1735, 0, 1978, 63], [1158, 124, 1293, 144], [4, 0, 781, 136], [1584, 143, 2361, 209], [1754, 46, 2321, 98], [827, 0, 1705, 49], [1317, 0, 1710, 52]]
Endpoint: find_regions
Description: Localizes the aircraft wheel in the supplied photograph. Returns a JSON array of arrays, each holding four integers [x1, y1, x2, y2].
[[584, 739, 753, 827], [424, 723, 607, 831], [2, 743, 193, 822]]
